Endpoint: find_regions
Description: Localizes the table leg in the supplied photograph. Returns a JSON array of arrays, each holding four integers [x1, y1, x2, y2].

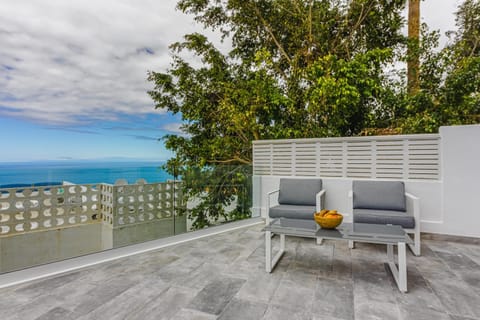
[[265, 231, 285, 273], [265, 231, 272, 272], [398, 242, 407, 292], [386, 243, 408, 293]]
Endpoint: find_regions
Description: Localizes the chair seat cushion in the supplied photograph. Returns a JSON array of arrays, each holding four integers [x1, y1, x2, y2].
[[269, 204, 316, 220], [353, 209, 415, 229]]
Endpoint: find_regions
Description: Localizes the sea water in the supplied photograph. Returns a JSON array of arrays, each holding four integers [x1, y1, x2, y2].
[[0, 160, 173, 187]]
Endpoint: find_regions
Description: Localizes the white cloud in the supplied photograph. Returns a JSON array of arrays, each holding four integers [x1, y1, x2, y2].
[[161, 122, 184, 134], [0, 0, 199, 124], [0, 0, 463, 126]]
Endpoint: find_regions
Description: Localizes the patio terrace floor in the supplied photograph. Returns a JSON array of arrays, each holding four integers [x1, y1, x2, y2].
[[1, 223, 480, 320]]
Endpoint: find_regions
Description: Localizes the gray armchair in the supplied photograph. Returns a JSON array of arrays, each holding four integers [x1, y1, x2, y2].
[[349, 180, 421, 256], [267, 178, 325, 224]]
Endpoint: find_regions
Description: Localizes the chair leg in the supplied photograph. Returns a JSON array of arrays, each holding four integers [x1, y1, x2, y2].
[[348, 240, 355, 249], [408, 230, 421, 256]]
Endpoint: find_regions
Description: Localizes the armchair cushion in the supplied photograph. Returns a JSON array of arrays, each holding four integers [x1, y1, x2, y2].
[[353, 180, 406, 211], [353, 208, 415, 229], [269, 204, 317, 220], [278, 178, 322, 206]]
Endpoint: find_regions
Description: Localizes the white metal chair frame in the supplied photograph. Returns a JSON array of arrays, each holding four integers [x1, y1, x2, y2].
[[266, 188, 326, 244], [266, 189, 325, 225], [348, 190, 421, 256]]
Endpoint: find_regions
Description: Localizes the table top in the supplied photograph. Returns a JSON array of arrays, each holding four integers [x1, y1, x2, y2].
[[264, 218, 413, 245]]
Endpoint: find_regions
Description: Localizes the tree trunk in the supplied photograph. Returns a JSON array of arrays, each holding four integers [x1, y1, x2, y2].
[[407, 0, 420, 95]]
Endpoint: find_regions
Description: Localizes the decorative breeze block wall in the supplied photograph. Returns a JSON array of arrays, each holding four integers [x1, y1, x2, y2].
[[0, 181, 185, 236], [0, 184, 100, 236]]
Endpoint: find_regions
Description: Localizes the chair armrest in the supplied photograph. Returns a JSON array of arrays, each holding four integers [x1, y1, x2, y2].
[[316, 189, 326, 212], [266, 189, 280, 209], [405, 192, 420, 222], [348, 190, 354, 218], [267, 189, 280, 197]]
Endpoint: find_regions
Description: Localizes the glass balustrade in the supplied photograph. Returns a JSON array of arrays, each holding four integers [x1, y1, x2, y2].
[[0, 164, 253, 273]]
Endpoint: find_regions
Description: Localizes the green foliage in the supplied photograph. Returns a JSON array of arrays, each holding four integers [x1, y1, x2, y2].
[[148, 0, 479, 228], [391, 0, 480, 133], [179, 165, 252, 229], [449, 0, 480, 58], [306, 49, 393, 136], [148, 0, 407, 228]]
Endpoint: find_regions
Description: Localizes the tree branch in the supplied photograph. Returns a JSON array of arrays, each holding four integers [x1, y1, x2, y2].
[[251, 2, 292, 64], [208, 157, 251, 165]]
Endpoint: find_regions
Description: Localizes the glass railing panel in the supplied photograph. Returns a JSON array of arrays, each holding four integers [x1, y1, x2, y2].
[[0, 164, 252, 273], [179, 164, 253, 230]]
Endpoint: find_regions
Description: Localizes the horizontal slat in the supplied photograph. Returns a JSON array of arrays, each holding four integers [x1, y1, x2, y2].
[[253, 134, 440, 180]]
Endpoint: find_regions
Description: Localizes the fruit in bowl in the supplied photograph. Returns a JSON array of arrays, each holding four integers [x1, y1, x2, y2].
[[314, 209, 343, 229]]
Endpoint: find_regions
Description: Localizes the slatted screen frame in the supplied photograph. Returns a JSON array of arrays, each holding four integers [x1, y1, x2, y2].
[[253, 134, 440, 180]]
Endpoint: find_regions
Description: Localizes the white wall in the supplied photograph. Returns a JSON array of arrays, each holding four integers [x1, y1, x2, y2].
[[440, 125, 480, 237], [253, 125, 480, 238]]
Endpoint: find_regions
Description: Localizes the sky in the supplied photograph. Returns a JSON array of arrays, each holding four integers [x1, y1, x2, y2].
[[0, 0, 464, 162]]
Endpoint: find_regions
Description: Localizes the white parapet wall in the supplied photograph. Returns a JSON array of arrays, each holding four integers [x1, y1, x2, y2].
[[253, 125, 480, 238], [440, 125, 480, 237]]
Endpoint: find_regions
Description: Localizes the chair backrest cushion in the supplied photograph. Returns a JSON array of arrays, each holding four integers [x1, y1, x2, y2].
[[353, 180, 406, 211], [278, 178, 322, 206]]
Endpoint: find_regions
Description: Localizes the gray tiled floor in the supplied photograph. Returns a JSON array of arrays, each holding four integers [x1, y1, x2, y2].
[[1, 224, 480, 320]]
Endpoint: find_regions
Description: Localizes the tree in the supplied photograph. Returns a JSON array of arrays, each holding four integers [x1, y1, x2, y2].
[[439, 0, 480, 126], [407, 0, 420, 94], [449, 0, 480, 58], [393, 0, 480, 133], [148, 0, 407, 228]]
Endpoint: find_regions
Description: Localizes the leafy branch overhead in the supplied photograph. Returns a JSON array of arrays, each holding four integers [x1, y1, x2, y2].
[[148, 0, 479, 228], [149, 0, 406, 163]]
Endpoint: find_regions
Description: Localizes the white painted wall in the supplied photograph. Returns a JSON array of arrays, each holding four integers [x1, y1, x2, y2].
[[253, 125, 480, 238], [440, 125, 480, 237]]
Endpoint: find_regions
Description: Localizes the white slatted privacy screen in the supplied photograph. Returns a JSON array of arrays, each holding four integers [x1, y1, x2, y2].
[[253, 134, 440, 180]]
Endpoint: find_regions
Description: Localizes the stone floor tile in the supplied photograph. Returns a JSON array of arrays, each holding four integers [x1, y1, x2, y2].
[[354, 300, 401, 320], [313, 277, 354, 320], [282, 268, 319, 290], [14, 270, 85, 298], [124, 286, 197, 320], [74, 276, 170, 320], [35, 307, 73, 320], [187, 277, 246, 315], [312, 316, 349, 320], [270, 278, 315, 312], [169, 308, 217, 320], [426, 277, 480, 319], [235, 271, 283, 303], [263, 304, 312, 320], [449, 315, 480, 320], [392, 264, 446, 313], [175, 262, 229, 290], [353, 271, 398, 305], [68, 277, 139, 318], [218, 298, 268, 320], [397, 305, 452, 320], [293, 241, 334, 272]]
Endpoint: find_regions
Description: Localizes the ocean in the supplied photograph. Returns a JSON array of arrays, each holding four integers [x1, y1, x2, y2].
[[0, 160, 173, 187]]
